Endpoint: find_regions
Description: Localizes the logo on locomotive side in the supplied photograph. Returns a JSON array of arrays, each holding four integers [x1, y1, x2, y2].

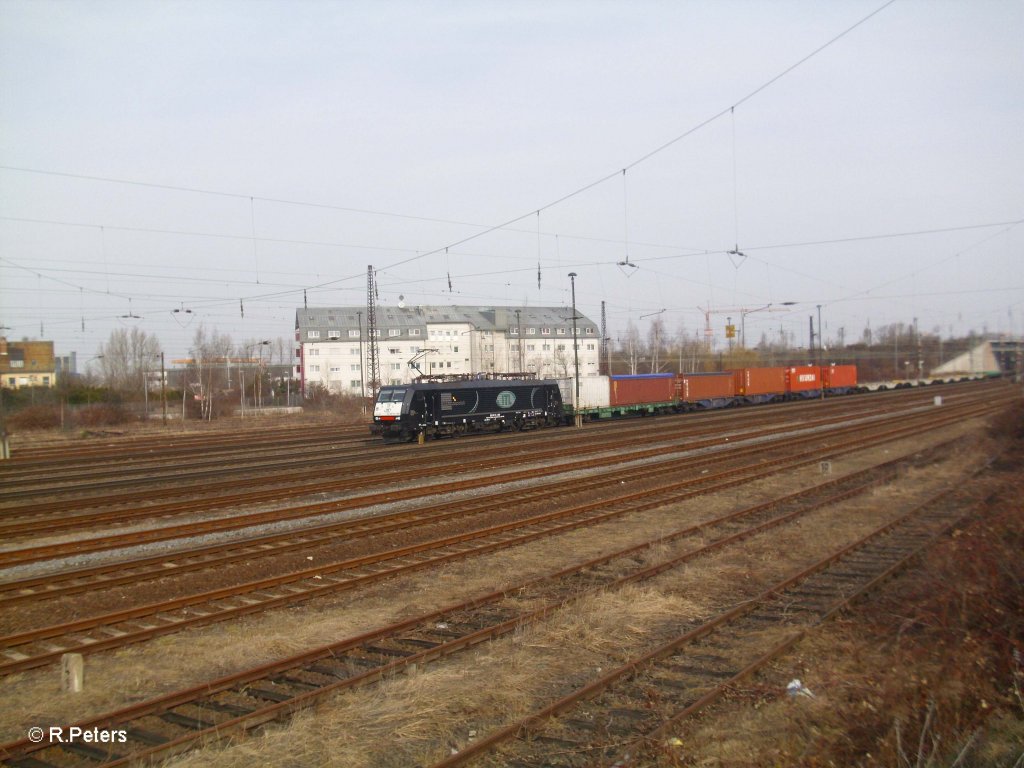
[[496, 390, 516, 408]]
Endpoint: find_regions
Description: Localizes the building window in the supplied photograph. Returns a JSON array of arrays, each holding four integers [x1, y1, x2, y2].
[[509, 326, 519, 335], [351, 380, 361, 388], [388, 347, 401, 354], [543, 343, 551, 351], [586, 327, 595, 335], [541, 327, 551, 335], [348, 329, 360, 338], [309, 364, 320, 372], [307, 330, 320, 339], [330, 366, 341, 373], [308, 348, 319, 356], [527, 327, 536, 335], [351, 364, 361, 372], [557, 328, 566, 335], [328, 331, 340, 340], [556, 344, 565, 351], [410, 328, 421, 336], [587, 344, 595, 351], [390, 363, 402, 370], [527, 344, 535, 352], [389, 329, 401, 337]]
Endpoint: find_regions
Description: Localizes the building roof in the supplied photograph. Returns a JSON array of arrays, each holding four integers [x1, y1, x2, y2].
[[295, 305, 597, 336]]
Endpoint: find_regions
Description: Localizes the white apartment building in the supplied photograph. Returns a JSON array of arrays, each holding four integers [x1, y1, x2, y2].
[[295, 305, 601, 395]]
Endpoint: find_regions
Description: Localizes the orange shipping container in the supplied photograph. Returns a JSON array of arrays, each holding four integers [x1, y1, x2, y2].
[[823, 364, 857, 390], [609, 374, 676, 406], [786, 365, 821, 393], [678, 372, 734, 403], [733, 367, 787, 397]]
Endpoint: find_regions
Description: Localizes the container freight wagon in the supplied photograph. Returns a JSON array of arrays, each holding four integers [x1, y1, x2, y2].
[[786, 366, 822, 398], [822, 364, 858, 395], [733, 367, 787, 404], [609, 373, 677, 409], [677, 372, 734, 409]]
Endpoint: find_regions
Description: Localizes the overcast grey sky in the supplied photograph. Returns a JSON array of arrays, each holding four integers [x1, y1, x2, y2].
[[1, 0, 1021, 363]]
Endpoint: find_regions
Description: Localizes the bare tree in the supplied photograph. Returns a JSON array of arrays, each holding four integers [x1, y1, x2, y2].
[[647, 316, 666, 373], [97, 328, 161, 394], [619, 320, 642, 375], [189, 325, 233, 420]]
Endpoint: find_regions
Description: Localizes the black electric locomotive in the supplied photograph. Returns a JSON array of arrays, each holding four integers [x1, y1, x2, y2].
[[371, 378, 564, 441]]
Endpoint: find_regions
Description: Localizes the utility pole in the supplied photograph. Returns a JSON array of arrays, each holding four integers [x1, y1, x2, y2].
[[817, 305, 824, 400], [161, 352, 167, 426], [366, 266, 381, 400], [600, 301, 607, 375], [357, 311, 365, 400], [515, 309, 524, 374], [914, 316, 923, 380], [569, 272, 581, 428]]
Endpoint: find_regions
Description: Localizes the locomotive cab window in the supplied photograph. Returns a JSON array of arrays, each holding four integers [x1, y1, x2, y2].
[[376, 388, 406, 403]]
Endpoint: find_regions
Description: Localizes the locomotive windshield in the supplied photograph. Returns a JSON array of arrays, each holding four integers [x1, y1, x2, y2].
[[376, 388, 406, 403]]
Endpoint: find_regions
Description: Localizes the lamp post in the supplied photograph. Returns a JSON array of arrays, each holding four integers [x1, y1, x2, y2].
[[568, 272, 581, 427]]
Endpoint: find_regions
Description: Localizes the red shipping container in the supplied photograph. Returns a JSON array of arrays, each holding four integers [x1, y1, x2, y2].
[[733, 367, 787, 397], [823, 364, 857, 389], [677, 372, 734, 402], [786, 365, 821, 393], [609, 374, 676, 406]]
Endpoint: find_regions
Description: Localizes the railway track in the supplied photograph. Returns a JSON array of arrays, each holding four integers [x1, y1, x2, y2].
[[0, 390, 916, 517], [0, 382, 989, 508], [429, 471, 994, 767], [0, 440, 976, 767], [0, 388, 1003, 564], [0, 396, 1002, 676]]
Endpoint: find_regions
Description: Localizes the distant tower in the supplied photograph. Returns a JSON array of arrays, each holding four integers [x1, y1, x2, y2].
[[366, 266, 381, 399]]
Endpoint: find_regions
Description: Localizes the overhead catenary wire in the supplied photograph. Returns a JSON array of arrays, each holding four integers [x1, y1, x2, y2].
[[0, 0, 901, 295]]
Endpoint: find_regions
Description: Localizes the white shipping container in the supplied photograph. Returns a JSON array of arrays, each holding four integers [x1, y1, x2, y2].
[[553, 375, 610, 409]]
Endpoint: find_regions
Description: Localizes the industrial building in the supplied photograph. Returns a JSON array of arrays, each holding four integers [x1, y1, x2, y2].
[[295, 305, 601, 396]]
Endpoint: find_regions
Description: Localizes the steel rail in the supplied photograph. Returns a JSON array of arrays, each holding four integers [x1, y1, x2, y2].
[[0, 391, 902, 519], [0, 381, 984, 511], [430, 472, 992, 767], [0, 447, 942, 767], [0, 391, 1004, 569], [0, 392, 968, 601], [0, 402, 999, 676]]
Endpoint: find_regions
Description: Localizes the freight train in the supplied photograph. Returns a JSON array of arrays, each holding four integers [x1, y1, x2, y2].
[[370, 364, 981, 441], [568, 364, 858, 419]]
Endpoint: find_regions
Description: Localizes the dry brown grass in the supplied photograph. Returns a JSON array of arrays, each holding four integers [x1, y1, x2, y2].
[[654, 405, 1024, 768]]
